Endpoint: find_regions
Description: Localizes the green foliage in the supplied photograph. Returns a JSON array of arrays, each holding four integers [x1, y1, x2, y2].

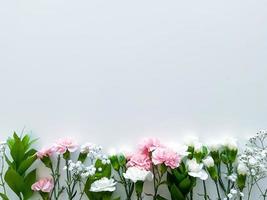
[[84, 159, 113, 200], [4, 132, 37, 200], [0, 193, 9, 200], [167, 162, 196, 200], [237, 174, 246, 191]]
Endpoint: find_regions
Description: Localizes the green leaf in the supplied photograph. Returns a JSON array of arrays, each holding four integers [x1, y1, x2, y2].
[[22, 135, 30, 151], [24, 149, 37, 159], [170, 184, 185, 200], [18, 155, 37, 175], [0, 193, 9, 200], [10, 136, 25, 168], [23, 169, 36, 200], [78, 153, 87, 163], [179, 177, 191, 192], [110, 155, 120, 171], [156, 195, 168, 200], [135, 181, 144, 196], [4, 168, 24, 198]]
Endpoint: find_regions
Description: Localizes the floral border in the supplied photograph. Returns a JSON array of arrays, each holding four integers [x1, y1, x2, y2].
[[0, 131, 266, 200]]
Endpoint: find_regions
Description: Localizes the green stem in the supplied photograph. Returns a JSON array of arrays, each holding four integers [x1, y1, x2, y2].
[[203, 180, 208, 200], [190, 190, 193, 200], [215, 181, 221, 200]]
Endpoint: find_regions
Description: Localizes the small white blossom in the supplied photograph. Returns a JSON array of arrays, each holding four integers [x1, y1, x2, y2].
[[64, 160, 96, 178], [237, 162, 249, 176], [227, 173, 237, 182], [230, 189, 237, 194]]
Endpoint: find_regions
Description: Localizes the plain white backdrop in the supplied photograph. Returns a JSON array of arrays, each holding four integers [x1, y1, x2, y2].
[[0, 0, 267, 199]]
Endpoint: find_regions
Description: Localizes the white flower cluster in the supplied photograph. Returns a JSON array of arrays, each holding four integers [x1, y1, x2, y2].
[[64, 160, 96, 179], [223, 188, 244, 200], [227, 173, 237, 182], [81, 143, 110, 165], [239, 131, 267, 180], [0, 142, 6, 157]]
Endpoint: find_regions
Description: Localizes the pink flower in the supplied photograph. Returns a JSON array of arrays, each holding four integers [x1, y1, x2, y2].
[[53, 138, 78, 154], [138, 138, 163, 155], [31, 178, 54, 193], [127, 153, 152, 170], [37, 146, 54, 159], [152, 147, 181, 169]]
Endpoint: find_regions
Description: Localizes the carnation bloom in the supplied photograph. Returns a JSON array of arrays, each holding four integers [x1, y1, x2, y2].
[[138, 138, 163, 155], [202, 156, 215, 168], [36, 146, 54, 159], [127, 153, 152, 170], [186, 158, 208, 180], [31, 178, 53, 193], [123, 167, 153, 183], [54, 138, 78, 154], [223, 137, 238, 151], [152, 147, 181, 169], [90, 177, 116, 192]]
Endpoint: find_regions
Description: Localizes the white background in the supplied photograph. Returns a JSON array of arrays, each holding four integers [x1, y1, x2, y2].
[[0, 0, 267, 199]]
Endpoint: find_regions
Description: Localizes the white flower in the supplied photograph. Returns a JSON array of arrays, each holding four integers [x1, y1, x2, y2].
[[223, 137, 238, 151], [81, 172, 90, 179], [230, 189, 237, 194], [101, 155, 110, 165], [240, 192, 244, 197], [123, 167, 153, 183], [227, 193, 233, 198], [86, 166, 96, 176], [108, 148, 117, 156], [184, 136, 199, 147], [90, 177, 116, 192], [81, 143, 102, 154], [248, 157, 257, 166], [167, 143, 189, 158], [194, 142, 203, 153], [208, 141, 221, 152], [227, 173, 237, 182], [0, 142, 6, 157], [186, 158, 208, 180], [203, 156, 214, 168], [237, 162, 249, 176]]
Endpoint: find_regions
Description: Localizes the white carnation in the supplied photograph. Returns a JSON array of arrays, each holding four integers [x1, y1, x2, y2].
[[186, 158, 208, 180], [203, 156, 215, 168], [90, 177, 116, 192], [223, 137, 238, 151], [123, 167, 153, 183]]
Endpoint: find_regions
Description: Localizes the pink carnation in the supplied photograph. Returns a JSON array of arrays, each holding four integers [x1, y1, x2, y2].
[[139, 138, 163, 155], [127, 153, 152, 170], [152, 147, 181, 169], [37, 146, 54, 159], [54, 137, 78, 154], [31, 178, 54, 193]]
